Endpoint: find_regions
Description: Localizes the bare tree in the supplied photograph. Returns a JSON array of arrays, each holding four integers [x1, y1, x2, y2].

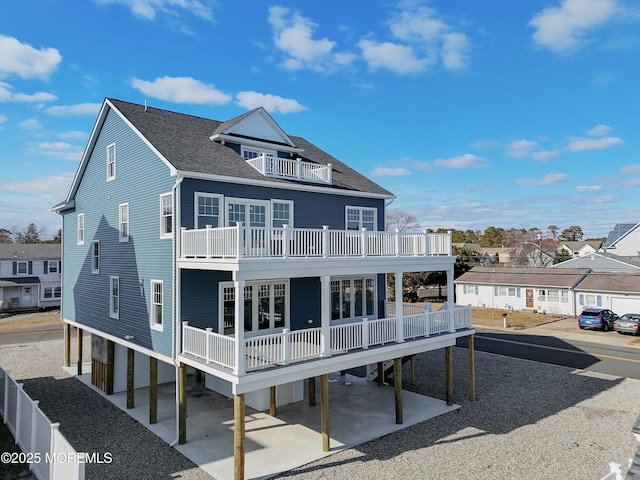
[[385, 209, 420, 233]]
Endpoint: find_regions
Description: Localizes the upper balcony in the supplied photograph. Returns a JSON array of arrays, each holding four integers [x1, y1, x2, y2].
[[246, 154, 332, 184], [179, 225, 452, 269]]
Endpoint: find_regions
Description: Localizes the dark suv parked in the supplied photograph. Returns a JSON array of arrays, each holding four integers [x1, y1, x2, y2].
[[578, 308, 618, 332]]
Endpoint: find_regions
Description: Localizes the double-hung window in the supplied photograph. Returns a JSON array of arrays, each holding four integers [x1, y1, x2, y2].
[[119, 203, 129, 242], [160, 193, 173, 238], [107, 143, 116, 181], [150, 280, 163, 330], [110, 276, 120, 319], [195, 193, 222, 228], [44, 287, 53, 299], [91, 241, 100, 274], [271, 200, 293, 227], [77, 213, 85, 245], [16, 261, 28, 275], [346, 206, 376, 231]]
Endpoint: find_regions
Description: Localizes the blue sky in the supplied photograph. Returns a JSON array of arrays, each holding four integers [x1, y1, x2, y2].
[[1, 0, 639, 240]]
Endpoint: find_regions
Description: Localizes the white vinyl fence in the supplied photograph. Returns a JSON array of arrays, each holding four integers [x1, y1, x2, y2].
[[0, 366, 85, 480]]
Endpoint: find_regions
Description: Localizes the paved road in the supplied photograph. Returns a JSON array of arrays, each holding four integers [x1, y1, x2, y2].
[[0, 323, 64, 346]]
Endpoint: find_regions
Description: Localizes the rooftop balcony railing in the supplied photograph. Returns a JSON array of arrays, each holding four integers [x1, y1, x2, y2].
[[246, 154, 332, 184], [180, 225, 452, 260], [181, 304, 472, 374]]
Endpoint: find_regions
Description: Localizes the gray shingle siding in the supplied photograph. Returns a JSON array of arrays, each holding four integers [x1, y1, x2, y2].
[[62, 107, 175, 356]]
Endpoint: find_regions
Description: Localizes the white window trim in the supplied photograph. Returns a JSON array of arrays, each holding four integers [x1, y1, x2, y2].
[[119, 203, 129, 243], [150, 279, 163, 331], [107, 142, 116, 181], [77, 213, 85, 245], [91, 241, 100, 274], [218, 279, 290, 337], [43, 287, 53, 300], [16, 261, 28, 275], [160, 193, 173, 239], [194, 192, 224, 229], [47, 260, 59, 274], [110, 276, 120, 319], [271, 199, 294, 228], [240, 145, 276, 160], [345, 206, 377, 231], [330, 275, 377, 324], [225, 197, 270, 228]]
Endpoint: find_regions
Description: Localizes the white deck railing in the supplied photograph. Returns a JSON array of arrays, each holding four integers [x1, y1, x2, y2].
[[181, 225, 452, 260], [246, 154, 332, 184], [181, 305, 472, 373]]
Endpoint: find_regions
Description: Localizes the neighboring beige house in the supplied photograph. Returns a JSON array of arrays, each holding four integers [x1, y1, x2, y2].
[[558, 240, 602, 257]]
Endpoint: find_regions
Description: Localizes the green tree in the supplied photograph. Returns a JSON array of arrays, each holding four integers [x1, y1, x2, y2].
[[548, 225, 559, 241], [14, 223, 42, 243], [559, 226, 583, 241], [554, 250, 572, 264], [479, 226, 505, 247]]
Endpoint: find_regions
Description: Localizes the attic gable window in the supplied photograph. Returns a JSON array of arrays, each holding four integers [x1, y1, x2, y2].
[[107, 143, 116, 181]]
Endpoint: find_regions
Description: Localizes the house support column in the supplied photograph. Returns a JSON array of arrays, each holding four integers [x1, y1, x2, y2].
[[149, 357, 158, 424], [446, 268, 454, 307], [234, 393, 245, 480], [270, 386, 277, 416], [445, 346, 453, 406], [320, 374, 330, 452], [377, 361, 384, 386], [76, 328, 83, 375], [126, 347, 134, 409], [64, 323, 71, 367], [308, 377, 316, 406], [320, 276, 331, 358], [394, 272, 404, 343], [469, 335, 476, 401], [106, 340, 114, 395], [178, 362, 187, 444], [234, 280, 246, 375], [394, 357, 403, 424]]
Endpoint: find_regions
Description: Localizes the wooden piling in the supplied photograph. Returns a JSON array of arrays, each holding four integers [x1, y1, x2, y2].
[[377, 361, 384, 386], [320, 374, 330, 452], [126, 347, 134, 409], [469, 334, 476, 402], [270, 386, 277, 417], [178, 363, 187, 444], [234, 393, 245, 480], [77, 328, 83, 375], [308, 377, 316, 406], [149, 357, 158, 424], [446, 346, 453, 406], [394, 358, 403, 424], [64, 323, 71, 367]]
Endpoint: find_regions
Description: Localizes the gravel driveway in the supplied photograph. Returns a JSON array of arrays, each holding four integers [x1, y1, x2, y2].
[[1, 335, 639, 480]]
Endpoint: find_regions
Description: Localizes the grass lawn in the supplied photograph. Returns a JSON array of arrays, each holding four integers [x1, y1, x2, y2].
[[0, 310, 62, 331], [469, 307, 565, 329]]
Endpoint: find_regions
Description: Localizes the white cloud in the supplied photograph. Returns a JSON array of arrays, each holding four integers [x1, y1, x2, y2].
[[620, 164, 640, 174], [0, 114, 6, 125], [593, 195, 615, 203], [529, 0, 619, 53], [27, 141, 84, 161], [268, 6, 352, 73], [2, 174, 74, 201], [515, 173, 569, 186], [531, 150, 560, 162], [434, 153, 487, 169], [235, 91, 308, 114], [130, 76, 232, 105], [506, 139, 537, 158], [94, 0, 215, 22], [59, 130, 89, 140], [18, 119, 43, 130], [588, 124, 613, 136], [0, 82, 57, 103], [568, 136, 624, 151], [574, 185, 604, 192], [0, 35, 62, 80], [370, 167, 412, 177], [360, 5, 470, 74], [45, 103, 101, 115]]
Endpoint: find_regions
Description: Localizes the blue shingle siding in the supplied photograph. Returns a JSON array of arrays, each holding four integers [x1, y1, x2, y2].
[[181, 178, 385, 230], [61, 108, 175, 356]]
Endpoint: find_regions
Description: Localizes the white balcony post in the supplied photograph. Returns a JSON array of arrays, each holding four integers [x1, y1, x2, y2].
[[296, 157, 302, 179], [447, 230, 452, 255], [327, 163, 333, 184], [322, 226, 329, 258], [180, 227, 187, 258], [181, 321, 188, 354], [395, 228, 401, 257], [283, 224, 290, 259], [447, 270, 456, 332], [234, 280, 246, 375], [424, 304, 432, 337], [205, 327, 212, 363], [237, 223, 244, 259], [423, 229, 429, 256], [361, 228, 368, 257], [282, 328, 291, 364], [320, 275, 331, 357], [205, 225, 212, 258], [362, 318, 369, 349], [394, 272, 404, 343]]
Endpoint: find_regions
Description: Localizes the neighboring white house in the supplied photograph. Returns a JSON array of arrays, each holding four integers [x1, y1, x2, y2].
[[601, 223, 640, 258], [574, 273, 640, 314], [455, 267, 590, 316], [0, 244, 61, 311], [558, 240, 602, 257]]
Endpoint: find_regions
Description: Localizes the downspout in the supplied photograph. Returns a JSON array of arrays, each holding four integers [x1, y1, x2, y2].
[[170, 174, 184, 447]]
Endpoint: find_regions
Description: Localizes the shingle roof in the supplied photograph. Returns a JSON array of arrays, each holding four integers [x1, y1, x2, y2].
[[561, 240, 602, 251], [0, 244, 60, 261], [603, 223, 639, 248], [455, 266, 590, 288], [574, 272, 640, 293], [108, 99, 393, 198]]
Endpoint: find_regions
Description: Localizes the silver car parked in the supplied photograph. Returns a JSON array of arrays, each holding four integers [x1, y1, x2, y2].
[[614, 313, 640, 335]]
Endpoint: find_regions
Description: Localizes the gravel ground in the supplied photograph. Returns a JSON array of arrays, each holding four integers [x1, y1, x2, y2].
[[1, 337, 639, 480]]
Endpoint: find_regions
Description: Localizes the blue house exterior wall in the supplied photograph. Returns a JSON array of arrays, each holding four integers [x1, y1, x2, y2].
[[61, 107, 175, 357]]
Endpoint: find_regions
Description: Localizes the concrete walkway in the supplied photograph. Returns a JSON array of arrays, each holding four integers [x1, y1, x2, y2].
[[69, 367, 459, 480]]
